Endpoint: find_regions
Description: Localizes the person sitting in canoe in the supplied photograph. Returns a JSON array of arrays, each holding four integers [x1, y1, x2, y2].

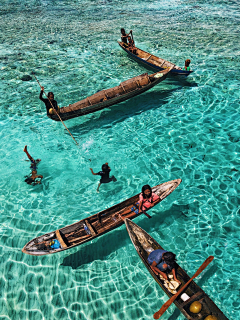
[[121, 28, 132, 47], [184, 59, 191, 71], [127, 35, 137, 54], [90, 163, 116, 192], [119, 184, 160, 219], [148, 249, 181, 284], [39, 86, 60, 115], [23, 145, 43, 185]]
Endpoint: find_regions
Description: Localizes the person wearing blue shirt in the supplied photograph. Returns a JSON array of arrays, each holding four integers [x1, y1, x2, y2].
[[147, 249, 181, 284]]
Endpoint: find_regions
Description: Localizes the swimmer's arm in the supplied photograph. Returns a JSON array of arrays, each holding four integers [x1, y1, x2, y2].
[[90, 168, 98, 175]]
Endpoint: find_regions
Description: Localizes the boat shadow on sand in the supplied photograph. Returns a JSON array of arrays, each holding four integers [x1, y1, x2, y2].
[[66, 87, 184, 136]]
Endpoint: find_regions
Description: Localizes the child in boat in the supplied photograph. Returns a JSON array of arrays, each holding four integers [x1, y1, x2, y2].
[[39, 86, 59, 115], [127, 36, 137, 54], [23, 146, 43, 185], [147, 250, 181, 284], [119, 184, 160, 220], [90, 163, 116, 192], [184, 59, 191, 71], [121, 28, 132, 47]]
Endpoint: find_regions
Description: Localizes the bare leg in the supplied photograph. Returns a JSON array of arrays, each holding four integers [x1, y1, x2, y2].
[[23, 145, 33, 161], [97, 183, 101, 192]]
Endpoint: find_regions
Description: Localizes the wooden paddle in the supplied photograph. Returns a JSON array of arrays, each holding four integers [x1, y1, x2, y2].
[[153, 256, 214, 319], [142, 211, 152, 219], [32, 72, 79, 146], [130, 30, 134, 42]]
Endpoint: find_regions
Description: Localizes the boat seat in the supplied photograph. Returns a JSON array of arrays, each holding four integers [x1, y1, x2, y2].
[[55, 230, 67, 248], [180, 291, 204, 307], [84, 220, 97, 236], [145, 55, 152, 61], [159, 60, 166, 67]]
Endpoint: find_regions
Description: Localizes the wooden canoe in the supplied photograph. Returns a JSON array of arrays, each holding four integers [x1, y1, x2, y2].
[[48, 68, 172, 121], [118, 41, 193, 76], [124, 219, 229, 320], [22, 179, 181, 256]]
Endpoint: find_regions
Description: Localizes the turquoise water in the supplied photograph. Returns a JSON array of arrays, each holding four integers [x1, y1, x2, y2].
[[0, 0, 239, 319]]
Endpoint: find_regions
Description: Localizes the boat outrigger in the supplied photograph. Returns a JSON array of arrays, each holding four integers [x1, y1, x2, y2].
[[48, 68, 172, 121], [22, 179, 181, 256], [118, 41, 193, 76], [124, 219, 229, 320]]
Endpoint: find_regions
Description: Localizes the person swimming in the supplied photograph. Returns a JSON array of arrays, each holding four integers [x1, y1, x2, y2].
[[90, 163, 116, 192], [23, 146, 43, 185], [39, 86, 59, 115]]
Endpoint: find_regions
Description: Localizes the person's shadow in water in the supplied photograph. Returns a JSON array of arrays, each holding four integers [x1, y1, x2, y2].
[[60, 203, 190, 269]]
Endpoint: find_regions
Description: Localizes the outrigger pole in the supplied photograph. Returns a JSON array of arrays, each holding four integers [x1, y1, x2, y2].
[[32, 72, 79, 146]]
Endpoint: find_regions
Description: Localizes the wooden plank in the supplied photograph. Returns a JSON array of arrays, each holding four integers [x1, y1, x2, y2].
[[55, 230, 67, 248], [68, 234, 91, 243], [179, 291, 204, 307], [120, 83, 126, 93], [84, 220, 97, 236], [145, 54, 152, 61]]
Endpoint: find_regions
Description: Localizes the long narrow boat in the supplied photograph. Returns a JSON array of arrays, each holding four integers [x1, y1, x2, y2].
[[118, 41, 193, 76], [124, 219, 229, 320], [22, 179, 181, 256], [48, 68, 171, 121]]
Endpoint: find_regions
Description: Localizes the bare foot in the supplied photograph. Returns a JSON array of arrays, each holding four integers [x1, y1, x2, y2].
[[23, 145, 27, 152]]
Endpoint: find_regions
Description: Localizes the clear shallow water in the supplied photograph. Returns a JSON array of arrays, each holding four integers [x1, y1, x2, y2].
[[0, 0, 239, 319]]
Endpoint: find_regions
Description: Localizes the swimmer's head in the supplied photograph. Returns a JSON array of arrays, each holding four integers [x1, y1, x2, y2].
[[102, 164, 109, 172]]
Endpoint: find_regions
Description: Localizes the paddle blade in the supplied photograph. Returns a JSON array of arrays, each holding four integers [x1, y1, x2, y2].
[[153, 256, 214, 319]]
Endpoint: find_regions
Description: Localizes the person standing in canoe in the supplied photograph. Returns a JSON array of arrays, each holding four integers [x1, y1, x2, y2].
[[23, 145, 43, 185], [121, 28, 132, 47], [39, 86, 59, 115], [90, 163, 116, 192], [147, 250, 181, 284], [119, 185, 160, 219]]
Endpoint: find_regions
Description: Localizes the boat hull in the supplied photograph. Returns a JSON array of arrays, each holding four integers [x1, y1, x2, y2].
[[118, 41, 193, 76], [49, 68, 171, 121], [124, 219, 229, 320], [22, 179, 181, 256]]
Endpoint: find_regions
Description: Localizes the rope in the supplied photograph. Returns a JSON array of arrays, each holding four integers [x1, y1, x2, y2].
[[32, 72, 79, 146]]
